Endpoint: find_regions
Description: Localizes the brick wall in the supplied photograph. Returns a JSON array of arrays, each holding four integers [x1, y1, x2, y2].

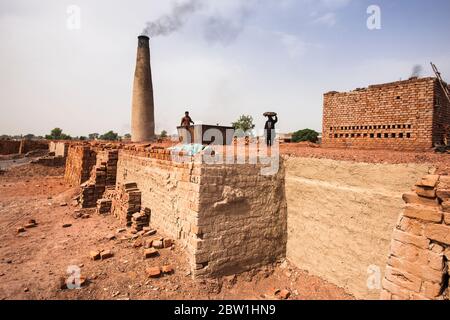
[[322, 77, 445, 151], [64, 145, 97, 186], [381, 175, 450, 300], [432, 82, 450, 146], [116, 151, 287, 277], [0, 140, 20, 155]]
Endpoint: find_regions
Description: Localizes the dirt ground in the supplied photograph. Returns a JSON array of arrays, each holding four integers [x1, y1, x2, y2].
[[280, 143, 450, 173], [0, 162, 353, 301]]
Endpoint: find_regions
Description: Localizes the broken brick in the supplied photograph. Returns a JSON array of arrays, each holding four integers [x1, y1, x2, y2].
[[144, 248, 158, 259], [89, 251, 101, 261], [161, 265, 174, 274], [100, 250, 114, 260], [146, 267, 161, 278]]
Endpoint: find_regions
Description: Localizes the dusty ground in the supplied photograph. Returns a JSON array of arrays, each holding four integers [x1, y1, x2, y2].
[[0, 162, 353, 300], [280, 143, 450, 173]]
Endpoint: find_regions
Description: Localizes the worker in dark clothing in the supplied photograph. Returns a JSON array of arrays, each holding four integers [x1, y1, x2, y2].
[[181, 111, 194, 127], [264, 114, 278, 147]]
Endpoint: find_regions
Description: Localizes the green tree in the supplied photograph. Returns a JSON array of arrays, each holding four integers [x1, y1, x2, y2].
[[88, 133, 99, 140], [123, 133, 132, 140], [160, 130, 168, 138], [292, 129, 319, 143], [232, 115, 255, 136], [24, 134, 35, 140], [45, 128, 71, 140], [100, 131, 119, 141]]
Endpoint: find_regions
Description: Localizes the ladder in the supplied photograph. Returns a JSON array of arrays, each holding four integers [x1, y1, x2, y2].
[[431, 62, 450, 103]]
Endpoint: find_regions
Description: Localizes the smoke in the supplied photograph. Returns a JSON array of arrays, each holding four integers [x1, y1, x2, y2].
[[142, 0, 203, 37], [203, 5, 253, 45], [142, 0, 259, 45], [410, 64, 423, 78]]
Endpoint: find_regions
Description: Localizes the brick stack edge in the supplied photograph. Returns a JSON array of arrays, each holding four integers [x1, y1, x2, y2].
[[322, 77, 450, 151], [381, 175, 450, 300]]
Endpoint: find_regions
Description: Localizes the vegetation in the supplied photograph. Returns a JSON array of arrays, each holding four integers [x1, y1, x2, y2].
[[45, 128, 72, 140], [160, 130, 168, 138], [123, 133, 132, 140], [292, 129, 319, 143], [232, 115, 255, 136], [99, 131, 119, 141], [88, 133, 99, 140]]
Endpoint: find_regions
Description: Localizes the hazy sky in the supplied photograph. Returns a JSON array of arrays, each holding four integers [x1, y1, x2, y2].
[[1, 0, 449, 137]]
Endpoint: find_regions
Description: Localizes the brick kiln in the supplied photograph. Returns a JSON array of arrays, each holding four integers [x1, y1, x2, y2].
[[322, 77, 450, 151]]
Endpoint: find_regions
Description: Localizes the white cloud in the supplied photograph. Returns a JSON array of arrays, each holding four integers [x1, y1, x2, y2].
[[313, 12, 337, 26]]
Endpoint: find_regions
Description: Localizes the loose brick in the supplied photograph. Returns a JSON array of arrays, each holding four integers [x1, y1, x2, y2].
[[146, 267, 161, 278], [89, 251, 101, 261], [437, 176, 450, 189], [163, 238, 173, 248], [100, 250, 113, 260], [416, 175, 439, 188], [144, 248, 158, 259], [161, 265, 174, 274], [424, 224, 450, 245], [152, 240, 164, 249], [436, 189, 450, 200], [403, 205, 442, 223]]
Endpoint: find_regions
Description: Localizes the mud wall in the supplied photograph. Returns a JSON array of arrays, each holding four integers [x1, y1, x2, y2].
[[285, 156, 433, 299], [0, 141, 20, 155]]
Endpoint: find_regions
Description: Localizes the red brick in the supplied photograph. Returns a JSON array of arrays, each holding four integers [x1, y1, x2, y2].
[[424, 224, 450, 245], [89, 250, 101, 261], [442, 201, 450, 213], [421, 281, 442, 298], [444, 213, 450, 225], [382, 279, 410, 300], [144, 248, 158, 259], [415, 175, 439, 188], [146, 267, 161, 278], [415, 186, 436, 199], [436, 189, 450, 200], [384, 266, 422, 292], [398, 217, 424, 236], [402, 192, 439, 207], [437, 176, 450, 189], [392, 229, 429, 249], [387, 256, 444, 283], [403, 205, 442, 223], [161, 265, 174, 274], [100, 250, 113, 260]]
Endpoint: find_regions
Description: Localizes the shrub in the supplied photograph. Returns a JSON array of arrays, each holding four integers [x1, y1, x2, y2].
[[292, 129, 319, 143]]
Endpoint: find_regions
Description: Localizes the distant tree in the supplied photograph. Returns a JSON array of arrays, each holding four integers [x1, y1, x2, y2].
[[88, 133, 99, 140], [45, 128, 71, 140], [232, 115, 255, 136], [100, 131, 119, 141], [24, 134, 35, 140], [292, 129, 319, 143], [160, 130, 168, 138], [0, 135, 11, 140], [123, 133, 131, 140], [79, 136, 87, 141]]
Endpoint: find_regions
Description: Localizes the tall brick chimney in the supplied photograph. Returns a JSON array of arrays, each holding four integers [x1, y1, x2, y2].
[[131, 35, 155, 142]]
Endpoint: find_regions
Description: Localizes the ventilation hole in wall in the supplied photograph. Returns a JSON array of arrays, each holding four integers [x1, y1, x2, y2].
[[334, 134, 338, 138], [363, 133, 368, 138], [399, 133, 404, 138], [396, 96, 401, 100], [351, 134, 355, 138], [407, 133, 411, 138], [345, 134, 349, 138], [408, 124, 412, 129], [377, 133, 382, 138], [384, 133, 389, 138], [392, 133, 396, 138]]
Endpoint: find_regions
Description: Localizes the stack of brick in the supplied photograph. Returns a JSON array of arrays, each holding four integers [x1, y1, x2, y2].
[[64, 145, 97, 186], [111, 183, 141, 227], [106, 151, 118, 186], [79, 164, 107, 208], [381, 174, 450, 300], [96, 199, 112, 215], [131, 208, 151, 233]]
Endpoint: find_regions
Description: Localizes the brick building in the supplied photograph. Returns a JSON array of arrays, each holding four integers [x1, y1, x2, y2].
[[322, 77, 450, 151]]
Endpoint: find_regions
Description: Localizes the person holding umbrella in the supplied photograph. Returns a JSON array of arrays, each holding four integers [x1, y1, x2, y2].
[[264, 112, 278, 147]]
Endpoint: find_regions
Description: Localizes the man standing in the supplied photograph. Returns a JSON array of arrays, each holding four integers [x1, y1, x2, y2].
[[181, 111, 194, 127], [264, 114, 278, 147]]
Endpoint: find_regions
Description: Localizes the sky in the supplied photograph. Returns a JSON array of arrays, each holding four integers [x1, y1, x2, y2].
[[1, 0, 450, 137]]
